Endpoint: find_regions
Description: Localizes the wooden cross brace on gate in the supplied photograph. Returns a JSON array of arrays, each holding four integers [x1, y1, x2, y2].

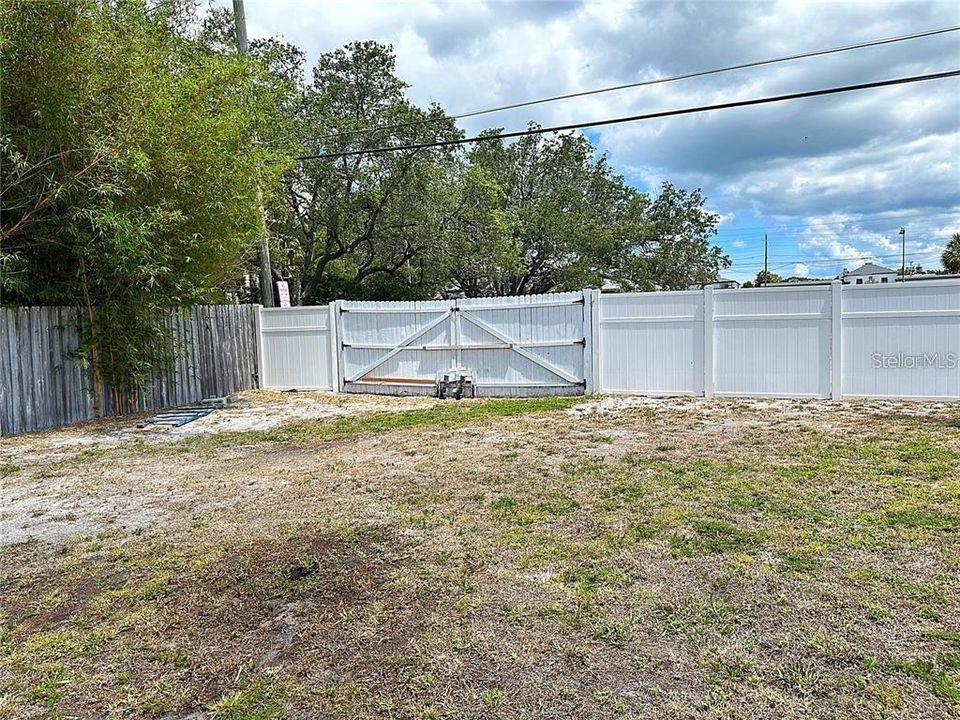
[[344, 309, 452, 383], [345, 305, 582, 387], [457, 309, 583, 385]]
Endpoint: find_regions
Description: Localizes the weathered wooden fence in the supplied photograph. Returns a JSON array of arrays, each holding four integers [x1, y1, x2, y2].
[[0, 305, 259, 436]]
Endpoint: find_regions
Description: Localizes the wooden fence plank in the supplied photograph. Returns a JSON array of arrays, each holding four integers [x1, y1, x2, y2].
[[0, 310, 15, 434], [0, 304, 259, 436], [20, 309, 36, 433]]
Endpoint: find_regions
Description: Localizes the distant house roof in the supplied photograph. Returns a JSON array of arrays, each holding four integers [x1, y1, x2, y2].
[[687, 278, 741, 290], [844, 262, 895, 276]]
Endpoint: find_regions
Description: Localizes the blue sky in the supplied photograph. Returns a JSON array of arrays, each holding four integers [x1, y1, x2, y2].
[[228, 0, 960, 282]]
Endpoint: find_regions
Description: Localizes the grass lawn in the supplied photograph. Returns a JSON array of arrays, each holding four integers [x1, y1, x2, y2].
[[1, 393, 958, 719]]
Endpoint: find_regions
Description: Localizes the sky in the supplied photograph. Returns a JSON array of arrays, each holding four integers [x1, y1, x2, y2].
[[227, 0, 960, 282]]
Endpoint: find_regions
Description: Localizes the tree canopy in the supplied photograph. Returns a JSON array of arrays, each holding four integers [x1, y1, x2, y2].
[[451, 128, 728, 295], [0, 0, 289, 401], [751, 270, 783, 286], [266, 41, 463, 303], [2, 5, 730, 406], [268, 42, 729, 302], [943, 233, 960, 274]]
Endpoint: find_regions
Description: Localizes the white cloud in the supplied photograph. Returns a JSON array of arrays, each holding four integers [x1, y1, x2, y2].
[[717, 132, 960, 218], [793, 263, 810, 277], [789, 208, 960, 275]]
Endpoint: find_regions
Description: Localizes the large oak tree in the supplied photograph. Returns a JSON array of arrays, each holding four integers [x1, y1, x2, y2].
[[268, 41, 463, 303], [269, 43, 730, 302], [449, 129, 730, 296]]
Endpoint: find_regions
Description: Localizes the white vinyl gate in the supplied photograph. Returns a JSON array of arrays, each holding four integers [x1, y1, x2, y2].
[[337, 292, 594, 396]]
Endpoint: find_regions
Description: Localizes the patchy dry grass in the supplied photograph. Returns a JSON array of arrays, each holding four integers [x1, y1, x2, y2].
[[1, 393, 959, 719], [168, 395, 584, 453]]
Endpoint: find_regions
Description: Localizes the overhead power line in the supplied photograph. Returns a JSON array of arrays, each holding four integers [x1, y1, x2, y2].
[[715, 227, 950, 243], [770, 251, 933, 268], [309, 24, 960, 143], [731, 249, 910, 263], [298, 70, 960, 161]]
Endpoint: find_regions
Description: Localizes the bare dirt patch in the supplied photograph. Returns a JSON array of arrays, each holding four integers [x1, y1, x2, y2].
[[0, 391, 436, 546]]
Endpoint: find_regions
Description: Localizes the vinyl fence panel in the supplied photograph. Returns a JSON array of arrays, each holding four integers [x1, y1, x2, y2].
[[841, 280, 960, 400], [597, 290, 704, 395], [712, 285, 833, 398], [258, 306, 336, 391], [596, 281, 957, 401]]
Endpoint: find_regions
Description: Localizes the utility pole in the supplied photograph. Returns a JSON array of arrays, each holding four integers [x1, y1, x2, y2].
[[899, 226, 906, 281], [763, 233, 768, 286], [233, 0, 275, 307]]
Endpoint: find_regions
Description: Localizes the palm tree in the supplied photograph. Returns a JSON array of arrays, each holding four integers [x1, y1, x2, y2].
[[943, 233, 960, 274]]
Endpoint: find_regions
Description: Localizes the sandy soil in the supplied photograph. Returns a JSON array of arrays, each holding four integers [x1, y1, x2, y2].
[[0, 391, 435, 546], [1, 392, 956, 548], [1, 392, 958, 720]]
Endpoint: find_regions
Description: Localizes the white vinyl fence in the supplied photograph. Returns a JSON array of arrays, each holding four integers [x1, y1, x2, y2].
[[713, 285, 833, 398], [597, 279, 959, 400], [257, 280, 959, 401], [840, 280, 959, 399], [8, 283, 947, 436], [256, 306, 337, 391], [258, 292, 593, 396], [597, 290, 706, 396]]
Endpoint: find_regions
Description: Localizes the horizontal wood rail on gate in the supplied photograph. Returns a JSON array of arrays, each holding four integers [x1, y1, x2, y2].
[[342, 339, 585, 351], [339, 297, 583, 314], [358, 376, 436, 385]]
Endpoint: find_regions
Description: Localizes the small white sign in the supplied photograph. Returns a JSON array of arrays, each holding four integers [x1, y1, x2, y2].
[[276, 281, 291, 308]]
